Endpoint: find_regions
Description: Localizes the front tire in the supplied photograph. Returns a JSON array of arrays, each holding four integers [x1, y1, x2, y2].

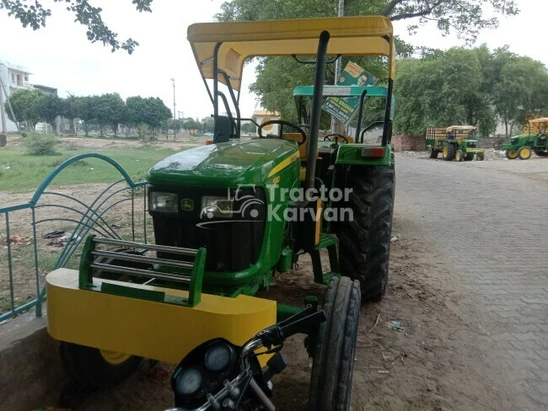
[[308, 277, 361, 411], [339, 165, 394, 302], [60, 342, 142, 389], [456, 150, 464, 162], [429, 148, 439, 159]]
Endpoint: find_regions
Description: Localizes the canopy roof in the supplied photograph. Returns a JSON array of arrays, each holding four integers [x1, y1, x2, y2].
[[529, 117, 548, 124], [187, 16, 395, 92], [446, 125, 477, 132]]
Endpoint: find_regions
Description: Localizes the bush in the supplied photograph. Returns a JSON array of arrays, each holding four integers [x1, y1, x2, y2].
[[137, 123, 157, 145], [24, 132, 60, 155]]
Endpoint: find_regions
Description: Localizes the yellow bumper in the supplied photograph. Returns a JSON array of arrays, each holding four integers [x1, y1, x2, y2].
[[46, 269, 277, 364]]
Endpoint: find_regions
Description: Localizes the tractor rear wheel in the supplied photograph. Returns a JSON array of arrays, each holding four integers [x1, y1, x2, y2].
[[429, 148, 439, 159], [534, 149, 548, 157], [59, 342, 142, 389], [505, 150, 518, 160], [339, 165, 394, 302], [518, 146, 532, 160], [443, 144, 455, 161], [308, 276, 361, 411]]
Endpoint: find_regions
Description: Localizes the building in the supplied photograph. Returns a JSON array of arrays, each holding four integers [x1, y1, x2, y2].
[[0, 60, 33, 132], [253, 110, 281, 135]]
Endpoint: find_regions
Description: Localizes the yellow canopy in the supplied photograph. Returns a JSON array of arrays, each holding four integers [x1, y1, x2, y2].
[[528, 118, 548, 133], [446, 125, 476, 132], [187, 16, 395, 92]]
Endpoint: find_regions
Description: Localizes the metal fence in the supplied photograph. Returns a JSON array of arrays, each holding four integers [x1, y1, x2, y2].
[[0, 153, 148, 322]]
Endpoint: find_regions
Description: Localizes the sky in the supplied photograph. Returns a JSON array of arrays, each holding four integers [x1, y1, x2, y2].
[[0, 0, 546, 120]]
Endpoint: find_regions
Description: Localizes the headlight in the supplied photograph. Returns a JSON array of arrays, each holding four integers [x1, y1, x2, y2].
[[204, 343, 235, 372], [201, 196, 233, 219], [150, 192, 178, 213], [176, 367, 202, 395]]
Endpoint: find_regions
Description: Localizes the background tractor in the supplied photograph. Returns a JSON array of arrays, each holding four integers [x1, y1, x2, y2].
[[502, 117, 548, 160], [426, 125, 485, 161], [45, 16, 397, 411]]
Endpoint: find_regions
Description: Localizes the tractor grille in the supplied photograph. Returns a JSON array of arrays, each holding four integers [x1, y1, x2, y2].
[[149, 186, 266, 272]]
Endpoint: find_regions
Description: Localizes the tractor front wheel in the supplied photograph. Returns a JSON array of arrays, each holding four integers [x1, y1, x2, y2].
[[455, 150, 464, 162], [339, 165, 394, 302], [308, 276, 361, 411], [505, 150, 518, 160], [59, 342, 142, 389], [465, 154, 474, 161], [429, 148, 439, 159], [443, 144, 455, 161], [518, 146, 532, 160]]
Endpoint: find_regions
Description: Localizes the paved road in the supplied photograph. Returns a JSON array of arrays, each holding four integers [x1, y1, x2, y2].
[[395, 155, 548, 410]]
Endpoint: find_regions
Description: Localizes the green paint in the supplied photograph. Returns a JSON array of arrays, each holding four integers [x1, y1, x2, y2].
[[335, 144, 393, 166], [78, 235, 96, 289], [188, 247, 207, 307]]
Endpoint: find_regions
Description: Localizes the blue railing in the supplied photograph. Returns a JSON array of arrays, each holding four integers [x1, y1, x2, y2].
[[0, 153, 148, 322]]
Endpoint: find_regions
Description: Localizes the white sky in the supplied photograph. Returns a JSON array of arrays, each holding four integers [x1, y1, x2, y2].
[[0, 0, 546, 120]]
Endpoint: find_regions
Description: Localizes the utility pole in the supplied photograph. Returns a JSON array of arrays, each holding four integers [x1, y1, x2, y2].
[[331, 0, 345, 135], [171, 78, 176, 140], [0, 74, 7, 136]]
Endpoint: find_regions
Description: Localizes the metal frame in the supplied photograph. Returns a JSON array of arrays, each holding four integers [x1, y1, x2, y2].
[[0, 153, 148, 322]]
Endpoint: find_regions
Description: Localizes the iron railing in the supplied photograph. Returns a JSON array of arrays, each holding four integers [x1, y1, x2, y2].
[[0, 153, 149, 322]]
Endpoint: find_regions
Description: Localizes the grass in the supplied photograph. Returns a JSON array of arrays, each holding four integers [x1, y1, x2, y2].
[[0, 145, 180, 192]]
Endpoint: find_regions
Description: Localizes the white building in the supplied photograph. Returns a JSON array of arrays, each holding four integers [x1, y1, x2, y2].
[[0, 60, 33, 132]]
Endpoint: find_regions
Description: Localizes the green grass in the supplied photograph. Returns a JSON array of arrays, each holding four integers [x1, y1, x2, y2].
[[0, 146, 180, 192]]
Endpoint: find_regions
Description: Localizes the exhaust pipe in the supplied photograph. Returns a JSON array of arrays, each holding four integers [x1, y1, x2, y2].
[[304, 30, 330, 192]]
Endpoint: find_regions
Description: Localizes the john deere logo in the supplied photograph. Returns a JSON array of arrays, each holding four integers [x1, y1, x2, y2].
[[181, 199, 194, 211]]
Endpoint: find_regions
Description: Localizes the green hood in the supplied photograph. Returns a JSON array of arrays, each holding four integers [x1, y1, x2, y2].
[[147, 139, 299, 187]]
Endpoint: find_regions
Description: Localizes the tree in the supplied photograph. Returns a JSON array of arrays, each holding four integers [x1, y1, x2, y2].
[[93, 93, 125, 136], [0, 0, 153, 54], [5, 88, 42, 128], [35, 93, 62, 133], [217, 0, 518, 43], [60, 95, 79, 134], [182, 118, 202, 131], [125, 96, 171, 131], [201, 116, 215, 134], [217, 0, 519, 120], [241, 122, 256, 134], [73, 95, 97, 136]]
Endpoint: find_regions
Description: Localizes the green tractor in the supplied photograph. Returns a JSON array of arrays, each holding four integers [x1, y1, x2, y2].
[[426, 125, 485, 161], [45, 16, 396, 410], [502, 117, 548, 160]]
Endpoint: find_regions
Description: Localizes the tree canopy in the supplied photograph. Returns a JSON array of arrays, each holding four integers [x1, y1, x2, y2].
[[394, 46, 548, 136]]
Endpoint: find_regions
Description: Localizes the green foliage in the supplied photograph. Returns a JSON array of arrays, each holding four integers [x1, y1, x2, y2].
[[201, 117, 215, 134], [394, 46, 548, 137], [125, 96, 172, 130], [182, 118, 202, 131], [93, 93, 125, 136], [5, 88, 43, 127], [35, 93, 62, 130], [23, 131, 59, 155], [241, 122, 256, 134], [0, 0, 153, 54]]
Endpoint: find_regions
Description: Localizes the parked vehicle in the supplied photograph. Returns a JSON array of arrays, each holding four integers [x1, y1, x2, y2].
[[502, 118, 548, 160]]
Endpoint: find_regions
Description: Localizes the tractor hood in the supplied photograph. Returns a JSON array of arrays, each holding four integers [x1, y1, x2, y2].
[[147, 139, 299, 187]]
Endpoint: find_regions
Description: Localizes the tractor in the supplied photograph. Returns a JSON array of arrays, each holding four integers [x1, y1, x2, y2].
[[45, 16, 396, 410], [426, 125, 485, 161], [502, 117, 548, 160]]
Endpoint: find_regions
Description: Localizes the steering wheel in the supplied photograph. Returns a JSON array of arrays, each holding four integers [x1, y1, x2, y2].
[[258, 120, 307, 146], [360, 120, 385, 141], [324, 134, 349, 144]]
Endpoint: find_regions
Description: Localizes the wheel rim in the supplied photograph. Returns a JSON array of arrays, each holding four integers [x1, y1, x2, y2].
[[456, 152, 462, 161], [443, 146, 448, 157], [520, 147, 531, 159], [100, 349, 132, 365], [507, 150, 518, 159]]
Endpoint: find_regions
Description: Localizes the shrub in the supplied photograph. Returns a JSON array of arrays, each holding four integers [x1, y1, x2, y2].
[[24, 132, 60, 155]]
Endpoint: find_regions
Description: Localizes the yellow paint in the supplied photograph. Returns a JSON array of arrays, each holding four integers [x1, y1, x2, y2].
[[507, 150, 518, 159], [100, 350, 132, 365], [46, 269, 276, 365], [443, 146, 449, 157], [315, 198, 322, 246], [267, 151, 300, 178], [519, 147, 532, 159], [188, 16, 396, 92], [299, 167, 307, 182], [272, 176, 281, 185]]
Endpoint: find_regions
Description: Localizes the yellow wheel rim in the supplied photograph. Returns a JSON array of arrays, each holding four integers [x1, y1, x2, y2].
[[456, 152, 462, 161], [100, 349, 132, 365], [520, 147, 531, 159], [507, 150, 518, 159], [443, 146, 448, 157]]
